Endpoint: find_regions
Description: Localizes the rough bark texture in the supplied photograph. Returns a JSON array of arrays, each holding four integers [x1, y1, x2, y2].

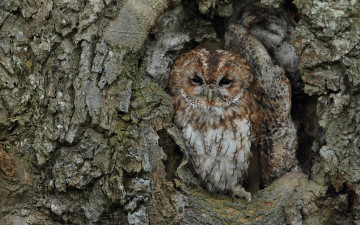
[[0, 0, 359, 224]]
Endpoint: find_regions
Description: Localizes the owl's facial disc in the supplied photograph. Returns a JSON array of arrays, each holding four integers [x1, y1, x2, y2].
[[216, 75, 233, 97], [179, 65, 207, 101], [185, 72, 218, 105]]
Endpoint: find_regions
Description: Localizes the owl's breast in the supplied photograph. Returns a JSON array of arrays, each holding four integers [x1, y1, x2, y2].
[[174, 103, 252, 193], [175, 104, 227, 129]]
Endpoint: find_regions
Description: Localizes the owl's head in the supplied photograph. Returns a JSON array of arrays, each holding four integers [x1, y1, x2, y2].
[[169, 49, 254, 109]]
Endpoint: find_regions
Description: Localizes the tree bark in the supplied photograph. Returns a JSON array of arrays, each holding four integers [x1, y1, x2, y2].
[[0, 0, 359, 224]]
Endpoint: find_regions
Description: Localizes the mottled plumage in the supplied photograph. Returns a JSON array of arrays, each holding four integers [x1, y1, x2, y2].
[[169, 49, 262, 201]]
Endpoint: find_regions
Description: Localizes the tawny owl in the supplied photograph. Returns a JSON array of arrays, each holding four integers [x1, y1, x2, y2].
[[169, 49, 263, 201]]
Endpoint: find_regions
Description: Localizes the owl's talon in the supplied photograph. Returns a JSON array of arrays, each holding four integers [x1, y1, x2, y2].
[[247, 195, 252, 204], [234, 185, 252, 203]]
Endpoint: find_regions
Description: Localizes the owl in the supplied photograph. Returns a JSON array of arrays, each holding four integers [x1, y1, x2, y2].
[[169, 49, 263, 201]]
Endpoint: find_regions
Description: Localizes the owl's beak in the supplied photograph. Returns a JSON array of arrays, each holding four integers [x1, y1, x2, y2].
[[207, 90, 214, 102]]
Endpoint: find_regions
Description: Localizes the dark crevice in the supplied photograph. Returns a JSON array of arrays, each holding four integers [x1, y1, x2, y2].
[[137, 57, 143, 70], [157, 129, 183, 181], [99, 205, 128, 225], [12, 8, 21, 17], [283, 0, 300, 25], [212, 15, 226, 40], [122, 170, 136, 191], [291, 91, 325, 176]]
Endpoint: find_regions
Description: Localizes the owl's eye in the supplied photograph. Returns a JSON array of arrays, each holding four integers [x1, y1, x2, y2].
[[219, 77, 232, 86], [191, 75, 204, 85]]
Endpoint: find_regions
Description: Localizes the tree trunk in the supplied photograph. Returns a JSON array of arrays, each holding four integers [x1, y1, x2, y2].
[[0, 0, 359, 224]]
